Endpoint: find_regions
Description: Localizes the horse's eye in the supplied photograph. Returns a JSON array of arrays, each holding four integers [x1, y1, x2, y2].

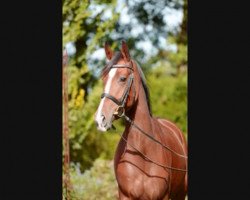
[[119, 76, 126, 82]]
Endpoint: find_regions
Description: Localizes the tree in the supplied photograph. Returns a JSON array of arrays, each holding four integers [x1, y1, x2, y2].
[[63, 0, 119, 97], [104, 0, 184, 66], [63, 0, 120, 170]]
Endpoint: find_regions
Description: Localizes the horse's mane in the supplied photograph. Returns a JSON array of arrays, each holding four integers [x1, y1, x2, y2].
[[135, 61, 152, 116], [101, 51, 152, 116]]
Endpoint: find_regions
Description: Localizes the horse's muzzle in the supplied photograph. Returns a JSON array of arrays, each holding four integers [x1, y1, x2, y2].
[[95, 113, 115, 132]]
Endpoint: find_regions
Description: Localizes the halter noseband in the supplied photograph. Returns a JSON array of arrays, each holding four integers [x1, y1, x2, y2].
[[101, 61, 134, 117]]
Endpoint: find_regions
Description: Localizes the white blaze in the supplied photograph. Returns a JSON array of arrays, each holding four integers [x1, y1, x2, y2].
[[95, 68, 117, 131]]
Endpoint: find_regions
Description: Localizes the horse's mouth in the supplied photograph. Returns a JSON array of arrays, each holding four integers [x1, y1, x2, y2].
[[97, 115, 115, 132], [97, 124, 110, 132], [106, 115, 116, 130]]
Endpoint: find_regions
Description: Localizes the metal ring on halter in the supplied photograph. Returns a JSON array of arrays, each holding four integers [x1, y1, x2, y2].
[[114, 106, 125, 118]]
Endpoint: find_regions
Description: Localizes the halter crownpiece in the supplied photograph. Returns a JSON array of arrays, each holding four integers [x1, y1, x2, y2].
[[111, 63, 134, 71]]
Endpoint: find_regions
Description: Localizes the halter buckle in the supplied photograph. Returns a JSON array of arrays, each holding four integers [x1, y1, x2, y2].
[[114, 106, 125, 118]]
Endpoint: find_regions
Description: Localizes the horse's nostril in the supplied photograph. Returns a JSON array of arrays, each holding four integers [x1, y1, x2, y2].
[[101, 115, 105, 122]]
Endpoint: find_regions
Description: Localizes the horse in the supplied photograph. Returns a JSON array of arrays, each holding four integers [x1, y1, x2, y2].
[[94, 41, 188, 200]]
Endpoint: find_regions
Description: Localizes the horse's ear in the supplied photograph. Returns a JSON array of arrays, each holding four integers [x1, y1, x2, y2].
[[104, 42, 113, 60], [121, 40, 131, 62]]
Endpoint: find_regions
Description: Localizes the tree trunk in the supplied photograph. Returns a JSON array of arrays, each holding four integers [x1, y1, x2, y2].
[[63, 50, 72, 199]]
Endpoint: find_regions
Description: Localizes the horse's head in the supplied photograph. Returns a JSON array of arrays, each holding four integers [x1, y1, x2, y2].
[[94, 41, 138, 132]]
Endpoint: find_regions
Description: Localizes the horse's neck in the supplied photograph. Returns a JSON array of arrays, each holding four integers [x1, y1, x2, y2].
[[124, 82, 153, 152]]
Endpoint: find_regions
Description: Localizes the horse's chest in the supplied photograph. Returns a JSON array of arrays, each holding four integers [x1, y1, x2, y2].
[[115, 161, 169, 199]]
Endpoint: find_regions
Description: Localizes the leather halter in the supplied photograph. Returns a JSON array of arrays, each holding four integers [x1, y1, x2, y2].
[[101, 61, 134, 117]]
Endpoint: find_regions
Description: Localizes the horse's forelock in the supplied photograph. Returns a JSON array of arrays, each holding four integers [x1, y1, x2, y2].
[[101, 51, 122, 78]]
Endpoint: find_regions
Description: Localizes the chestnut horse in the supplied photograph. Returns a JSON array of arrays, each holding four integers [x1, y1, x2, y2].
[[95, 41, 188, 200]]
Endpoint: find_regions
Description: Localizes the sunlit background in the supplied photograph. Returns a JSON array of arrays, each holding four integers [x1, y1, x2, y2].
[[63, 0, 187, 199]]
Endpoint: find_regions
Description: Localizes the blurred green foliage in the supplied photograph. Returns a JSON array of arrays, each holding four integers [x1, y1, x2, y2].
[[63, 0, 119, 100], [63, 0, 187, 199], [148, 66, 187, 136], [63, 0, 121, 170], [65, 159, 118, 200]]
